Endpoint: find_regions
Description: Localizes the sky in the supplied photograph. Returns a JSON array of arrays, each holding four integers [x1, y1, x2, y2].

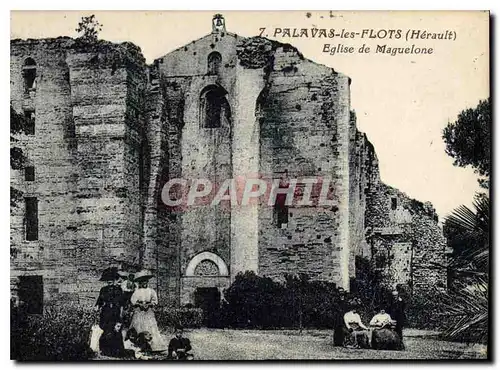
[[10, 10, 490, 219]]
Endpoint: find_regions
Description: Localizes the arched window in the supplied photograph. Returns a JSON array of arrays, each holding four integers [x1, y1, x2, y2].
[[22, 58, 37, 92], [200, 85, 231, 128], [194, 260, 220, 276], [207, 52, 222, 75], [185, 251, 229, 277]]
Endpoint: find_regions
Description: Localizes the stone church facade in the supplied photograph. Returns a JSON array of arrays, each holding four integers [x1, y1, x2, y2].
[[10, 15, 447, 311]]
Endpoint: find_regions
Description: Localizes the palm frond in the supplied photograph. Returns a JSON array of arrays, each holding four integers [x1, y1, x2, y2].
[[444, 193, 489, 273], [439, 277, 488, 343], [441, 194, 489, 343]]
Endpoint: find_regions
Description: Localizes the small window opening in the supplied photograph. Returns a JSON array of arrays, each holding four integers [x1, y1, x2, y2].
[[24, 110, 35, 135], [25, 166, 35, 181], [25, 197, 38, 241], [391, 197, 398, 210], [207, 52, 222, 75], [22, 58, 37, 92]]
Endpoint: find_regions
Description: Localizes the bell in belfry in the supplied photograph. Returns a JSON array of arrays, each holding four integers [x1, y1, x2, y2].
[[212, 14, 226, 33]]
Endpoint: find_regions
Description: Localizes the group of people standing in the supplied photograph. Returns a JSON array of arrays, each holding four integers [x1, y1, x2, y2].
[[334, 289, 406, 350], [93, 267, 192, 360]]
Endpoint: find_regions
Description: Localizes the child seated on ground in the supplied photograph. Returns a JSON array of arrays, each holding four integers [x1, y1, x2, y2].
[[123, 328, 143, 359], [134, 331, 154, 359], [168, 327, 193, 360], [99, 322, 135, 359]]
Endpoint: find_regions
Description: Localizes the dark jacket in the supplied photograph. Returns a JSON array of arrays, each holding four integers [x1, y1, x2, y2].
[[388, 298, 406, 325], [168, 337, 192, 359], [96, 285, 124, 332]]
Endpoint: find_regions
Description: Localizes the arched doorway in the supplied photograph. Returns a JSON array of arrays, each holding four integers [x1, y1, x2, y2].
[[182, 252, 230, 327]]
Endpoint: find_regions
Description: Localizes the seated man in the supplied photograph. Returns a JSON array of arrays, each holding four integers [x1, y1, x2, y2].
[[370, 309, 403, 350], [168, 327, 193, 360], [344, 308, 370, 348]]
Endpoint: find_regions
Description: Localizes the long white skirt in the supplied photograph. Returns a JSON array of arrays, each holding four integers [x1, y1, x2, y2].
[[129, 308, 167, 352]]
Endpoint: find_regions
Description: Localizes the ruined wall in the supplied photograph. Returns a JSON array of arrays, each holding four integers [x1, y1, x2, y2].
[[247, 38, 352, 289], [407, 200, 448, 294], [10, 38, 147, 306], [11, 38, 80, 304], [348, 116, 447, 293], [365, 180, 447, 293], [142, 70, 181, 305], [348, 112, 374, 280]]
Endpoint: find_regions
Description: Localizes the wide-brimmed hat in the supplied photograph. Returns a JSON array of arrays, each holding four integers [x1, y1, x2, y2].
[[99, 267, 120, 282], [134, 270, 154, 282]]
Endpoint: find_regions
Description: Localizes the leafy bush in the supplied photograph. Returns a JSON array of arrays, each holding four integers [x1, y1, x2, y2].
[[155, 307, 203, 329], [220, 271, 347, 329], [222, 271, 287, 328], [405, 289, 446, 330], [11, 302, 96, 361]]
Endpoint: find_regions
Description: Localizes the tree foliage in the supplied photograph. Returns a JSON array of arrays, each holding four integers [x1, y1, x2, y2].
[[442, 98, 491, 188], [441, 193, 489, 343], [221, 271, 347, 329], [441, 98, 491, 343], [75, 15, 103, 42], [350, 256, 393, 319]]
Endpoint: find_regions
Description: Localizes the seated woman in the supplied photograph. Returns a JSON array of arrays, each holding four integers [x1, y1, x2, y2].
[[369, 308, 392, 328], [369, 309, 404, 350], [343, 308, 370, 348]]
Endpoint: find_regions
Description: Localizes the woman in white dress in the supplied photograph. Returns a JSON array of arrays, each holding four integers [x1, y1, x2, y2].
[[129, 270, 167, 352]]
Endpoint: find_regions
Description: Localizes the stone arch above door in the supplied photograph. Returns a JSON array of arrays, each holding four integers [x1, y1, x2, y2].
[[185, 252, 229, 277]]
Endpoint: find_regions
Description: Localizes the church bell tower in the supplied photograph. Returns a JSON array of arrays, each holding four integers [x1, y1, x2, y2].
[[212, 14, 226, 34]]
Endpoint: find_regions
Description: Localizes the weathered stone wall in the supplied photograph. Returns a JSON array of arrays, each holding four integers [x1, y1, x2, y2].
[[10, 38, 147, 306], [407, 201, 448, 294], [255, 40, 352, 289], [349, 115, 447, 294], [151, 34, 355, 298], [365, 180, 446, 293], [11, 28, 448, 308], [11, 38, 80, 304], [153, 32, 243, 303], [348, 112, 373, 279]]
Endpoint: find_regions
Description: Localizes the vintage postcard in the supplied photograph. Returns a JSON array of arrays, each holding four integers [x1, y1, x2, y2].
[[10, 10, 490, 361]]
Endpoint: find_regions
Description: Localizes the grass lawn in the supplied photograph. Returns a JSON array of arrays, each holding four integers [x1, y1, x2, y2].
[[169, 328, 488, 360]]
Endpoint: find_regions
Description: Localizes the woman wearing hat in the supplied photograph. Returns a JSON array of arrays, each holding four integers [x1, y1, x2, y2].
[[129, 270, 167, 352], [95, 267, 125, 333]]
